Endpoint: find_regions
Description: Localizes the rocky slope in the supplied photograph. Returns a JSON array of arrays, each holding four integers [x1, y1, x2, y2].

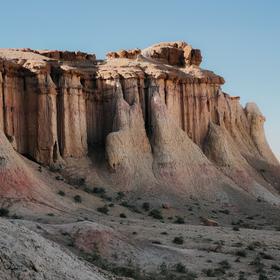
[[0, 41, 279, 205], [0, 219, 108, 280]]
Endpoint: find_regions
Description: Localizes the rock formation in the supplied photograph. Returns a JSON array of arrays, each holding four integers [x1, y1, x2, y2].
[[0, 42, 279, 204]]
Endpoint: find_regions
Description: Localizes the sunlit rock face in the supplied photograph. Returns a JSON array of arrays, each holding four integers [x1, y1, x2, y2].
[[0, 42, 279, 202]]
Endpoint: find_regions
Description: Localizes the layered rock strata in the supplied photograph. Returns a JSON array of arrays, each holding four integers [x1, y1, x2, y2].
[[0, 42, 279, 202]]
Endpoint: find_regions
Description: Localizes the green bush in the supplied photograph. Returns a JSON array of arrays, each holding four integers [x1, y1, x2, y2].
[[175, 262, 186, 273], [218, 260, 231, 270], [149, 209, 163, 220], [0, 208, 9, 217], [173, 236, 184, 245], [219, 209, 230, 215], [120, 213, 127, 218], [236, 250, 247, 257], [116, 191, 125, 200], [73, 195, 82, 203], [121, 201, 141, 213], [111, 266, 141, 278], [58, 190, 65, 196], [92, 187, 106, 194], [203, 268, 225, 277], [159, 262, 168, 275], [174, 216, 185, 224], [142, 202, 150, 211], [259, 252, 274, 260], [97, 205, 109, 215]]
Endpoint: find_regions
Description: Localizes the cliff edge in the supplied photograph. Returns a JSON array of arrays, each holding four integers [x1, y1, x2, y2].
[[0, 41, 279, 205]]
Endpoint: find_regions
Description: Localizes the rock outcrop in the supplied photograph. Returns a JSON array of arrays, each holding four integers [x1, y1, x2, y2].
[[0, 41, 279, 203], [0, 219, 107, 280]]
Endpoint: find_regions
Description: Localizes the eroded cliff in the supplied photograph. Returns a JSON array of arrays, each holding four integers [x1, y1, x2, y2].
[[0, 42, 279, 203]]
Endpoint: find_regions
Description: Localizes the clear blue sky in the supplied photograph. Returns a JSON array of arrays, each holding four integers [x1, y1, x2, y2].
[[1, 0, 279, 159]]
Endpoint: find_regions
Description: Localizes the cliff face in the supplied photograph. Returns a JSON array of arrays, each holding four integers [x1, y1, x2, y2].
[[0, 42, 279, 203]]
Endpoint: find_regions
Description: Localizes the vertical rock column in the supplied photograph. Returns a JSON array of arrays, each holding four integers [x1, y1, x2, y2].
[[35, 73, 60, 164], [58, 72, 87, 158], [0, 65, 26, 152], [0, 68, 4, 131]]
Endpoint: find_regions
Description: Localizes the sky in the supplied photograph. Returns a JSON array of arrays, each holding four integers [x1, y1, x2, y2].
[[0, 0, 279, 159]]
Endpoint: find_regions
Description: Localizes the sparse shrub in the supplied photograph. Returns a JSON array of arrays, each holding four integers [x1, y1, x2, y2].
[[83, 249, 199, 280], [174, 216, 185, 224], [120, 213, 127, 218], [92, 187, 106, 194], [232, 226, 240, 231], [149, 209, 163, 220], [259, 272, 268, 280], [58, 190, 65, 196], [49, 164, 62, 172], [11, 214, 23, 219], [67, 239, 75, 247], [236, 250, 247, 257], [238, 271, 246, 280], [83, 250, 109, 270], [152, 240, 162, 245], [271, 264, 280, 271], [73, 195, 82, 203], [97, 205, 109, 215], [159, 262, 168, 275], [100, 193, 112, 201], [120, 201, 141, 213], [246, 215, 254, 220], [47, 213, 54, 216], [219, 209, 230, 215], [247, 241, 261, 250], [68, 176, 85, 186], [184, 271, 198, 279], [161, 231, 168, 235], [259, 252, 274, 260], [175, 262, 186, 273], [173, 236, 184, 245], [116, 191, 125, 200], [232, 242, 243, 248], [142, 202, 150, 211], [84, 187, 91, 193], [214, 240, 224, 246], [55, 175, 64, 181], [203, 268, 224, 277], [0, 208, 9, 217], [219, 260, 231, 270], [77, 177, 85, 186], [111, 266, 141, 278]]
